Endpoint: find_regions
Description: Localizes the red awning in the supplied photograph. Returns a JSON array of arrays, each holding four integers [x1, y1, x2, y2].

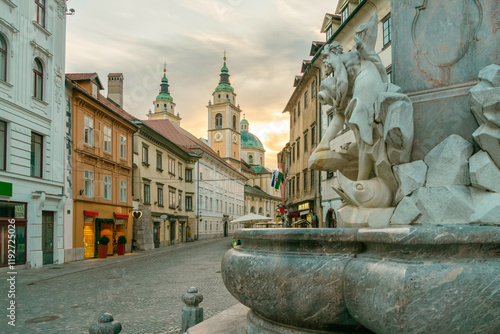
[[84, 210, 99, 216], [286, 211, 299, 218], [114, 213, 129, 218]]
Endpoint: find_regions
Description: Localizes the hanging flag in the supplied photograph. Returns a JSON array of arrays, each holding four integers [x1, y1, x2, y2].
[[271, 170, 279, 188], [275, 172, 283, 190]]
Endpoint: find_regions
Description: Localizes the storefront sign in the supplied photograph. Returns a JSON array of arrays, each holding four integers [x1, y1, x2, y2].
[[299, 210, 310, 216], [83, 210, 99, 216], [114, 213, 129, 218], [298, 203, 310, 211]]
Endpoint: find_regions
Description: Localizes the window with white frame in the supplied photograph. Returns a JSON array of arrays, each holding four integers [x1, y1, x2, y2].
[[35, 0, 46, 28], [84, 170, 94, 197], [0, 120, 6, 171], [178, 162, 183, 179], [31, 132, 43, 177], [120, 180, 127, 202], [157, 151, 162, 170], [383, 14, 392, 47], [168, 157, 175, 175], [84, 116, 94, 146], [185, 195, 193, 211], [33, 58, 43, 100], [144, 183, 150, 204], [341, 5, 349, 22], [103, 175, 112, 200], [178, 191, 182, 210], [169, 188, 176, 209], [142, 145, 149, 165], [120, 135, 126, 159], [158, 186, 164, 206], [103, 126, 111, 153], [0, 34, 7, 82]]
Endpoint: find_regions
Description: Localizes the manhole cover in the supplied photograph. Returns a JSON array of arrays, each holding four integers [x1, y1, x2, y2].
[[25, 316, 60, 324], [106, 276, 122, 280]]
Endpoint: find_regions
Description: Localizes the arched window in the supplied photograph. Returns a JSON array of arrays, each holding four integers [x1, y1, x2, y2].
[[250, 206, 256, 213], [259, 207, 263, 214], [0, 34, 6, 81], [164, 103, 167, 110], [33, 58, 43, 100], [248, 155, 253, 164], [232, 115, 237, 130], [215, 113, 223, 129]]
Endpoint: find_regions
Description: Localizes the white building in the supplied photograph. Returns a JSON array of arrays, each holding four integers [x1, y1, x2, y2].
[[0, 0, 67, 268]]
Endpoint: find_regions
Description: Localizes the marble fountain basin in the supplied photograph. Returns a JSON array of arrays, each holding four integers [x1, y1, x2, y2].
[[221, 225, 500, 334]]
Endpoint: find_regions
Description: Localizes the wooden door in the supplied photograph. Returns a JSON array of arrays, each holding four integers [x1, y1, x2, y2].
[[83, 223, 95, 258], [100, 223, 114, 255]]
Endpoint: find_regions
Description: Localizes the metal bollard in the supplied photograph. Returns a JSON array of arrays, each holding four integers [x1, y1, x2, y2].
[[89, 313, 122, 334], [181, 287, 204, 333]]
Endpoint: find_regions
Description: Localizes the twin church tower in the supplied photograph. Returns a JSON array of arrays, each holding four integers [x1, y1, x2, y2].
[[147, 54, 266, 169]]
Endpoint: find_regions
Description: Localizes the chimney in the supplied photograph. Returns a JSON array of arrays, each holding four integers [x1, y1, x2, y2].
[[107, 73, 124, 107]]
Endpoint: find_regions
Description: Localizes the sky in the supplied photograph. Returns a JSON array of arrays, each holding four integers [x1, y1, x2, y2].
[[65, 0, 337, 169]]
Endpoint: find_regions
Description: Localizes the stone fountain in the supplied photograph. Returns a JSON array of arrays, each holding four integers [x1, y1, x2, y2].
[[222, 1, 499, 333]]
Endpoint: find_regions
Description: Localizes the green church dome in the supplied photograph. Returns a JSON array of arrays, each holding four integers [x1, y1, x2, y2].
[[240, 118, 249, 124], [156, 74, 173, 101], [241, 131, 264, 150]]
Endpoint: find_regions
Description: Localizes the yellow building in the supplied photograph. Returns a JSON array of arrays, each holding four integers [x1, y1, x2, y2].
[[66, 73, 137, 258]]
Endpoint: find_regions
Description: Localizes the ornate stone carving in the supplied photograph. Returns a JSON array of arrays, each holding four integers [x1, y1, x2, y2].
[[309, 13, 414, 222]]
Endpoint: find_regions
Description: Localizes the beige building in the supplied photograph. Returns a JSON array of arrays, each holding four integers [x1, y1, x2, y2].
[[132, 71, 201, 250]]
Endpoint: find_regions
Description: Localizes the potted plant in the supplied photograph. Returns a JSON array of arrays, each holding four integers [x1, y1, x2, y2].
[[98, 235, 110, 259], [117, 235, 127, 255]]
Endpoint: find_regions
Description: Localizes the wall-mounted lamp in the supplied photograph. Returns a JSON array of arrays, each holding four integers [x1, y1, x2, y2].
[[79, 189, 84, 195], [154, 201, 158, 205]]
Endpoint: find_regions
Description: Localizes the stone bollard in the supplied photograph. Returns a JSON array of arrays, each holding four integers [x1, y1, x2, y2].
[[89, 313, 122, 334], [181, 287, 203, 333]]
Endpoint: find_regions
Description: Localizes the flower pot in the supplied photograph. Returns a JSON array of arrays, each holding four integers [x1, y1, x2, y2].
[[98, 244, 108, 259], [222, 228, 367, 332], [117, 243, 125, 255]]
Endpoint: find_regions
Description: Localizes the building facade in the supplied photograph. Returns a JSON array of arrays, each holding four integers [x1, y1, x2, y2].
[[66, 73, 137, 260], [0, 0, 67, 268]]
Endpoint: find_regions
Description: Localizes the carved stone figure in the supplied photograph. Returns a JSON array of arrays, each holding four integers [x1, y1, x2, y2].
[[309, 13, 414, 215]]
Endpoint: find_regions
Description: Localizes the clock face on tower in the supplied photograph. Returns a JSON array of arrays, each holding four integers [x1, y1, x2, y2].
[[232, 133, 238, 144], [214, 132, 223, 142]]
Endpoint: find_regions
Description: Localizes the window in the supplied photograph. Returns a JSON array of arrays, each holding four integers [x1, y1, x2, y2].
[[304, 171, 308, 191], [103, 175, 112, 200], [311, 170, 315, 189], [327, 171, 334, 179], [35, 0, 46, 28], [91, 83, 98, 97], [168, 157, 175, 175], [293, 109, 296, 123], [205, 196, 208, 210], [120, 135, 126, 159], [297, 101, 301, 117], [326, 25, 332, 40], [185, 195, 193, 211], [84, 116, 94, 146], [144, 183, 150, 204], [33, 58, 43, 100], [215, 113, 223, 129], [341, 5, 349, 22], [210, 197, 213, 210], [233, 115, 237, 130], [178, 191, 183, 210], [120, 180, 127, 202], [30, 132, 43, 177], [84, 170, 94, 197], [157, 151, 162, 170], [249, 155, 253, 164], [142, 145, 149, 165], [311, 125, 316, 148], [311, 79, 316, 99], [386, 65, 393, 83], [0, 120, 6, 170], [185, 168, 193, 182], [178, 162, 183, 179], [292, 145, 295, 163], [169, 188, 176, 209], [292, 177, 295, 196], [103, 126, 111, 153], [304, 91, 308, 109], [383, 14, 392, 47], [304, 133, 308, 152], [0, 34, 7, 82], [297, 174, 300, 194], [216, 199, 219, 212], [158, 186, 164, 206], [297, 140, 300, 159]]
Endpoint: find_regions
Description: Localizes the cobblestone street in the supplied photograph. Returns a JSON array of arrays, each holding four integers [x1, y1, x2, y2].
[[3, 237, 239, 334]]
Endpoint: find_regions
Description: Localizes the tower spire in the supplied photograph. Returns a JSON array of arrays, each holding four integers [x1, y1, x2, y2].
[[216, 50, 233, 92]]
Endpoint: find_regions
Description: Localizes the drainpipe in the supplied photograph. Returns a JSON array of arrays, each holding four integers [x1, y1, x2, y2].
[[195, 161, 200, 240]]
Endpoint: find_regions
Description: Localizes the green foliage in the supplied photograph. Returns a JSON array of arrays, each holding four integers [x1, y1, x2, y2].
[[117, 235, 127, 244], [99, 235, 110, 245]]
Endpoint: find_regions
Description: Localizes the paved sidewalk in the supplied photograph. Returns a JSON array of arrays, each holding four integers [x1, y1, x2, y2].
[[1, 237, 239, 334]]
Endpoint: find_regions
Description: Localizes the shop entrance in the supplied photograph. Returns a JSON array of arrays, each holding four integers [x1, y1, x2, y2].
[[153, 222, 161, 248], [224, 221, 228, 237], [42, 211, 54, 265], [100, 222, 114, 255], [83, 219, 95, 258], [170, 221, 176, 245]]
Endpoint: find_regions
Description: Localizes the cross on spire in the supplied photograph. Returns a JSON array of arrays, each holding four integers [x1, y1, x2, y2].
[[223, 50, 227, 62], [163, 62, 167, 73]]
